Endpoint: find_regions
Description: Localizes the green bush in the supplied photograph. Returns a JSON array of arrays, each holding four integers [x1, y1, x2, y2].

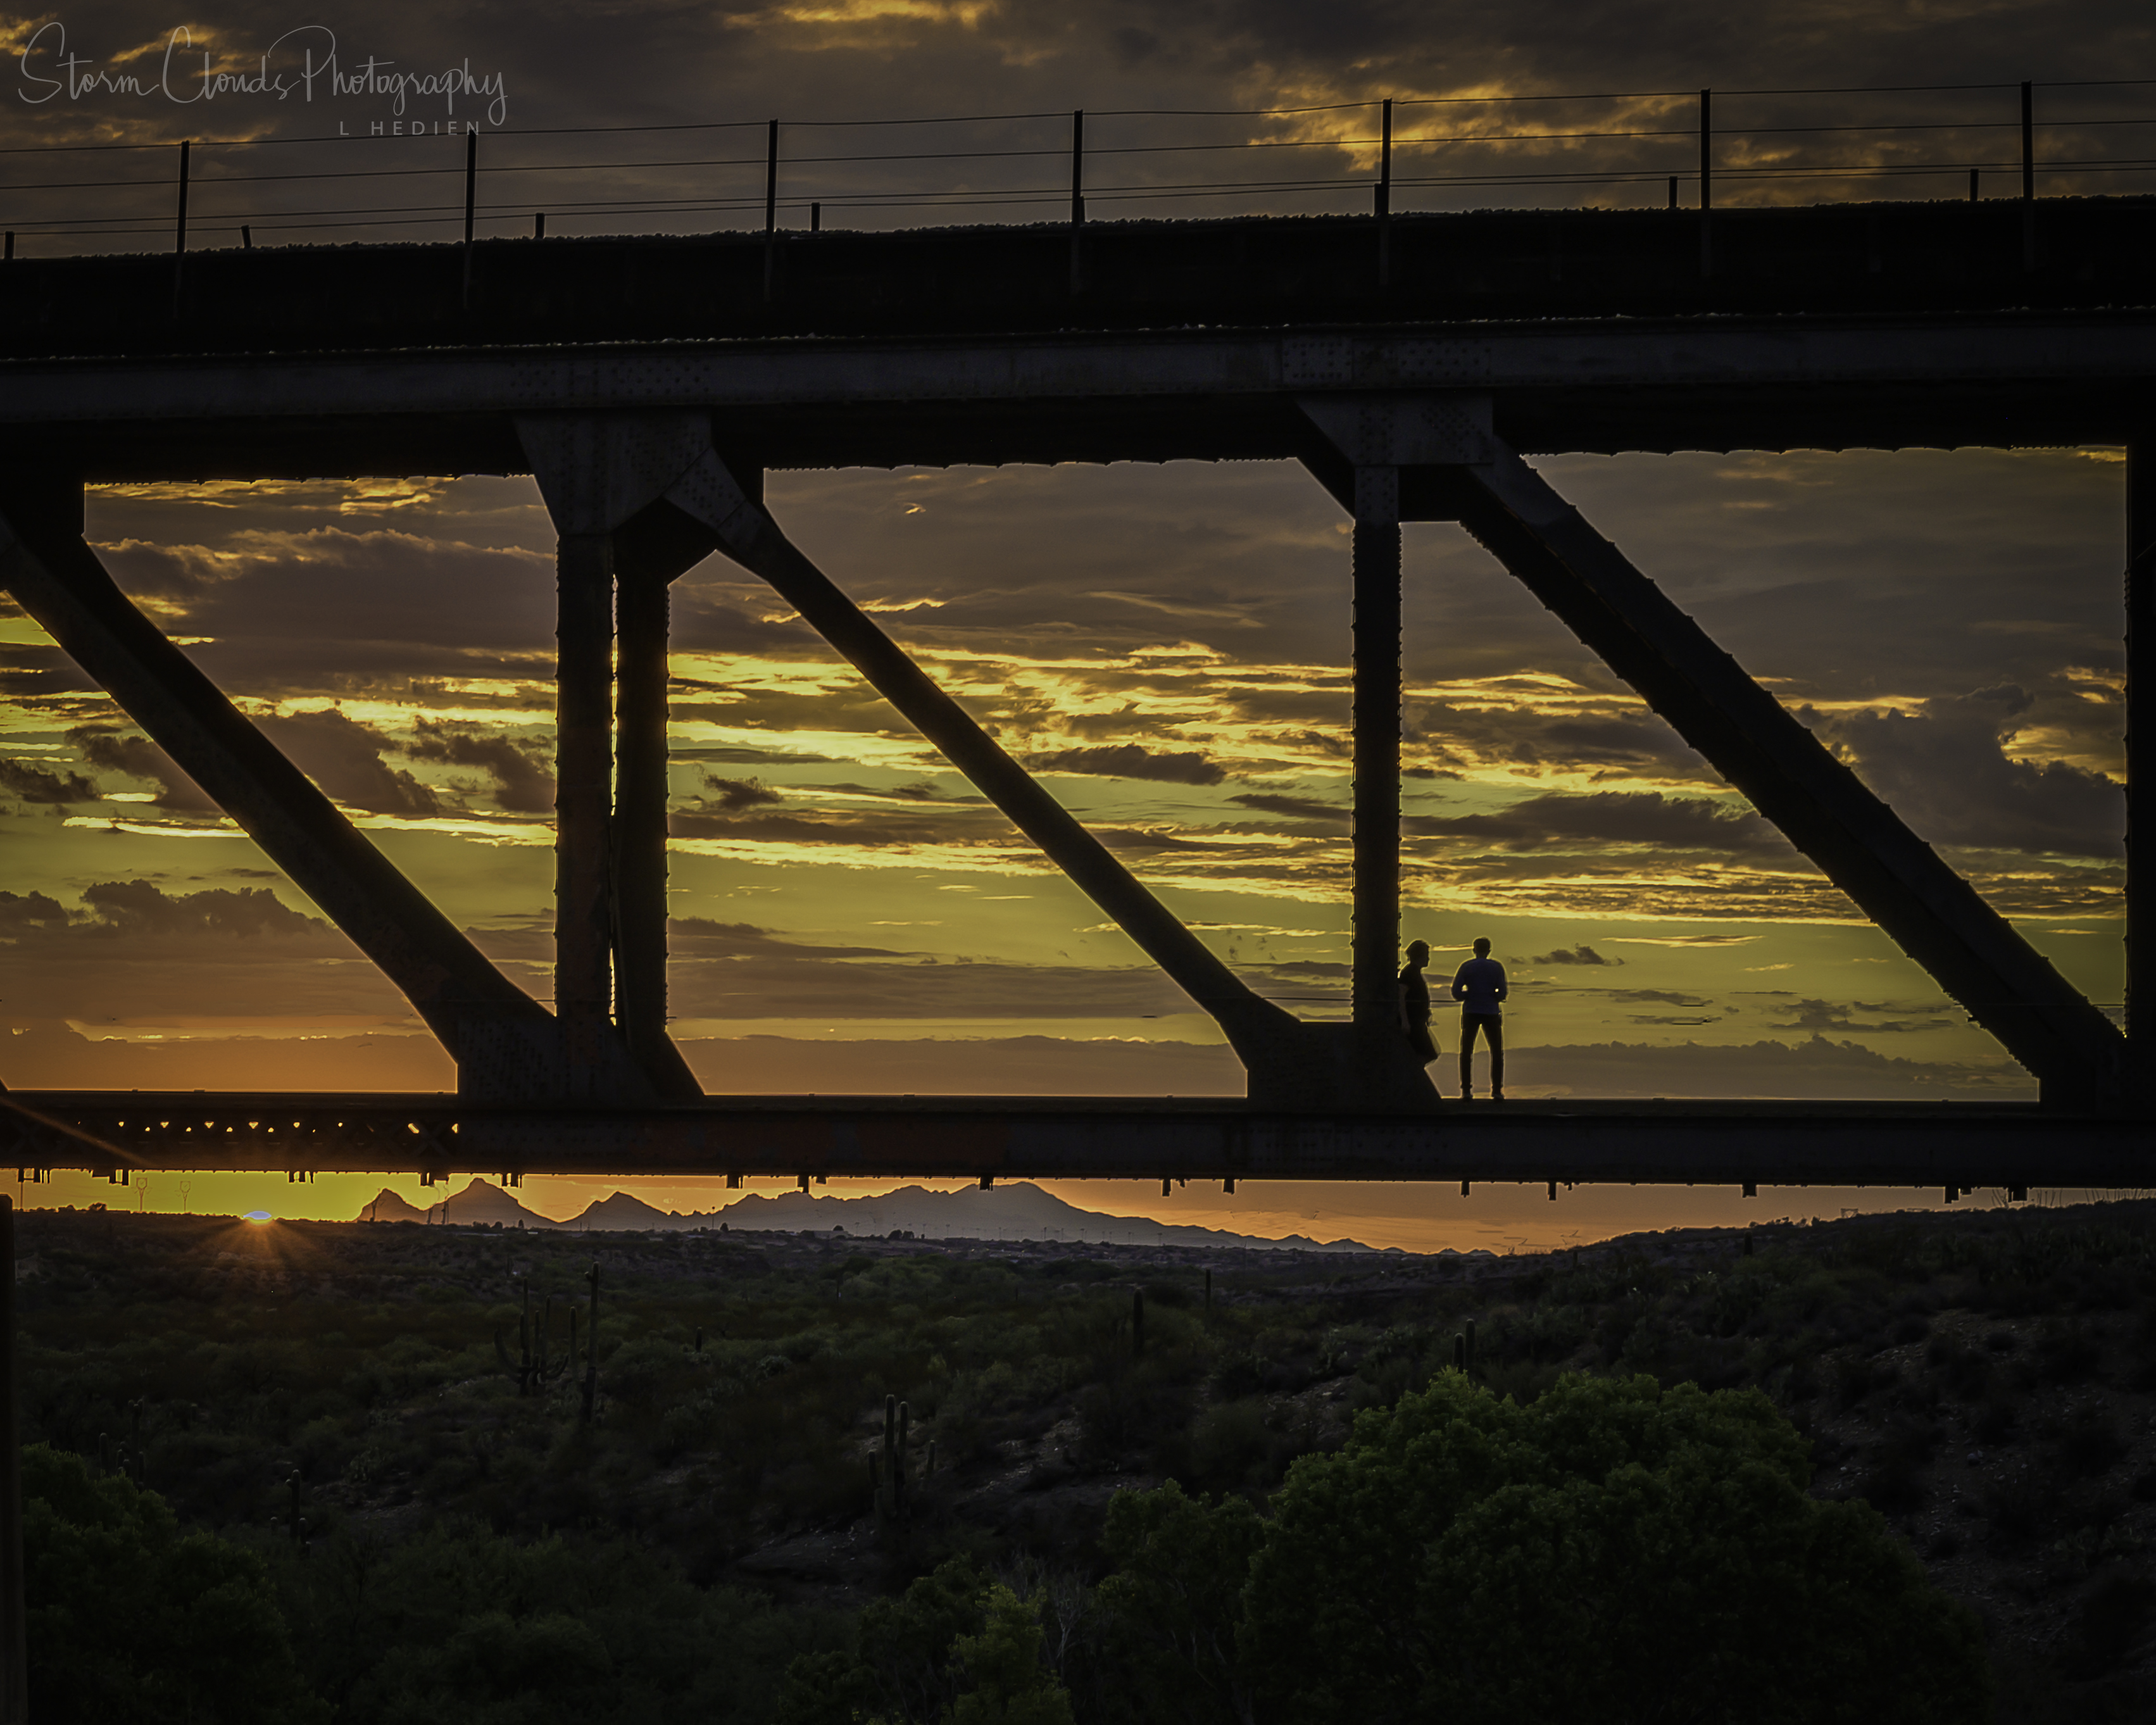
[[1238, 1372, 1990, 1724], [22, 1443, 327, 1724], [288, 1516, 823, 1724], [1093, 1483, 1263, 1725]]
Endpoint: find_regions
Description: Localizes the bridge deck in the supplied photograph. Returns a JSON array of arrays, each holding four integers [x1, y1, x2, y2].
[[4, 199, 2153, 359], [2, 1093, 2138, 1190]]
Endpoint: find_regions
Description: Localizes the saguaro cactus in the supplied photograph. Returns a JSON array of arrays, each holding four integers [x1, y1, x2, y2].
[[875, 1395, 914, 1521], [1132, 1288, 1146, 1358], [580, 1262, 601, 1424], [895, 1400, 910, 1515]]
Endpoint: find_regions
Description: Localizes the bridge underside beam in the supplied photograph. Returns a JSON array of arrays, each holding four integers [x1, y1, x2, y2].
[[0, 486, 565, 1100], [0, 1093, 2140, 1190]]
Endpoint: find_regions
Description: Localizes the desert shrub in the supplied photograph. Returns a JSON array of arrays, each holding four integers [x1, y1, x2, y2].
[[1971, 1388, 2020, 1447], [2036, 1318, 2103, 1384], [1092, 1483, 1264, 1725], [1855, 1415, 1940, 1517], [2045, 1402, 2128, 1479], [1075, 1360, 1194, 1464], [1832, 1351, 1895, 1410], [1926, 1334, 1992, 1400], [298, 1517, 822, 1725], [1240, 1373, 1990, 1724], [22, 1443, 327, 1724], [2057, 1574, 2156, 1681], [1888, 1314, 1933, 1346], [780, 1557, 1075, 1725], [1980, 1462, 2060, 1550]]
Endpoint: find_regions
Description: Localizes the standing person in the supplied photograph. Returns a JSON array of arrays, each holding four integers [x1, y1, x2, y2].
[[1397, 940, 1439, 1068], [1451, 936, 1508, 1101]]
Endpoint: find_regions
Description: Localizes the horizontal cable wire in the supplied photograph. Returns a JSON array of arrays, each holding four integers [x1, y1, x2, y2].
[[8, 77, 2156, 251]]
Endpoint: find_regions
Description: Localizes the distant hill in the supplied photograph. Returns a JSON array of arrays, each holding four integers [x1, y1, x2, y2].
[[564, 1191, 675, 1230], [353, 1178, 1382, 1252], [710, 1182, 1391, 1252], [356, 1179, 559, 1229]]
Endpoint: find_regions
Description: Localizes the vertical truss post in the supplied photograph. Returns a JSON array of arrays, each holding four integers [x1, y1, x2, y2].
[[556, 534, 616, 1090], [1352, 467, 1402, 1034], [2129, 436, 2155, 1074], [615, 560, 691, 1090], [0, 1195, 20, 1725]]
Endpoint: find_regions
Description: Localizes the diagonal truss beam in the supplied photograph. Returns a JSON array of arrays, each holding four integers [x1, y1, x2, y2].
[[605, 430, 1439, 1109], [1419, 431, 2126, 1107], [656, 451, 1306, 1063], [0, 486, 567, 1099]]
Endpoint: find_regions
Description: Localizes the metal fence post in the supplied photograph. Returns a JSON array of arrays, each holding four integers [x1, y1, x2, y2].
[[2021, 80, 2038, 271], [1069, 109, 1085, 294], [763, 118, 779, 303], [1698, 89, 1713, 277], [1376, 97, 1393, 288], [461, 130, 477, 310], [172, 139, 190, 317], [2021, 81, 2034, 200]]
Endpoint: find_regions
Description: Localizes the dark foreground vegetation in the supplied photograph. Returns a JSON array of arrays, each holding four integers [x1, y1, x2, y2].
[[15, 1195, 2156, 1721]]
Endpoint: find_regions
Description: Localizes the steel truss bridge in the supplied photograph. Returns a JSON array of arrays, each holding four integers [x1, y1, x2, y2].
[[0, 199, 2150, 1196]]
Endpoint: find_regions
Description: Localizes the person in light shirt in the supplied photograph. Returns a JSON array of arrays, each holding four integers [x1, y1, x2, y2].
[[1450, 936, 1508, 1101]]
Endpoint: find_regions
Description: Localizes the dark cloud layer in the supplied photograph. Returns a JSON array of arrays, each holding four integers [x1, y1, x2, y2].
[[68, 727, 217, 812], [0, 880, 386, 1020], [1027, 743, 1227, 786], [1407, 791, 1794, 858], [404, 717, 553, 813], [1534, 944, 1618, 966], [1769, 998, 1956, 1035], [1819, 689, 2123, 861], [661, 917, 1194, 1019], [0, 758, 97, 805], [1231, 792, 1346, 823]]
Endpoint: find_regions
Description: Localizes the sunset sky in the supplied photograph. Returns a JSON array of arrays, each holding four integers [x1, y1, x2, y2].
[[0, 3, 2143, 1245]]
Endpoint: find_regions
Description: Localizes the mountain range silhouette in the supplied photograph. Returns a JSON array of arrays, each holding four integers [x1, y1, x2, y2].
[[355, 1177, 1386, 1253]]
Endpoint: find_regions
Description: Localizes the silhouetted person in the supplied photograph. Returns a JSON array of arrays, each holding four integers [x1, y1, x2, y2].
[[1398, 940, 1439, 1067], [1451, 937, 1507, 1100]]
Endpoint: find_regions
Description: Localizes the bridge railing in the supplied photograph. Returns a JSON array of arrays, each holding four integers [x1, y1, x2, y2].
[[2, 77, 2155, 256]]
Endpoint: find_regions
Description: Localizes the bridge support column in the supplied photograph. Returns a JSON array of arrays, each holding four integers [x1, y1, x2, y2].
[[519, 414, 714, 1102], [2129, 434, 2154, 1092], [1351, 467, 1403, 1038], [615, 559, 674, 1081], [0, 482, 564, 1098], [555, 532, 616, 1089]]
